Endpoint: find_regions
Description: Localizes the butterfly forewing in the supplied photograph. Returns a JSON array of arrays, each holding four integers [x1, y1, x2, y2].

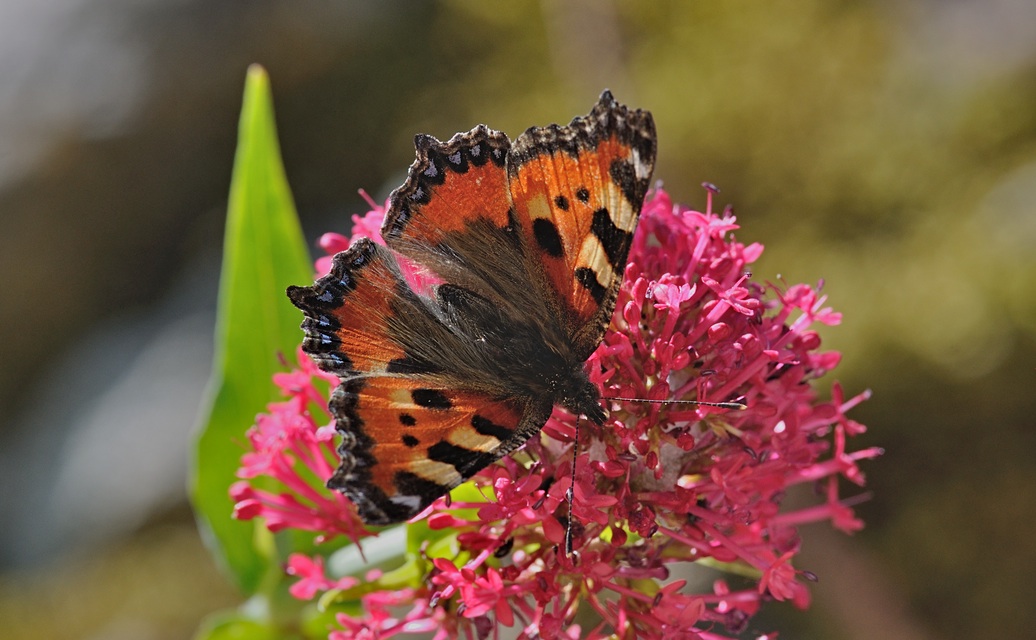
[[286, 239, 407, 376], [380, 127, 530, 305], [507, 92, 656, 357]]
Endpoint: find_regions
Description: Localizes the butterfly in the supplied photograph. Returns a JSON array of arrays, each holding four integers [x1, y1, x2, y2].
[[287, 91, 656, 525]]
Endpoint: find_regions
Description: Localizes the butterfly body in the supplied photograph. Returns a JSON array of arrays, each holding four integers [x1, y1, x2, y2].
[[288, 92, 655, 524]]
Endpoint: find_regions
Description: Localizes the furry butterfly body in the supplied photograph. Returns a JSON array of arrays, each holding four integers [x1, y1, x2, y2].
[[288, 92, 656, 524]]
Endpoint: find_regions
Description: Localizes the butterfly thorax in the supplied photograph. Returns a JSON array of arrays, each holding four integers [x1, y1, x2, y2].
[[411, 281, 608, 425], [452, 282, 609, 414]]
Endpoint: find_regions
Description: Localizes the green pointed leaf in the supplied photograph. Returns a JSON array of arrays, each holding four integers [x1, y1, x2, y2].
[[190, 65, 313, 594]]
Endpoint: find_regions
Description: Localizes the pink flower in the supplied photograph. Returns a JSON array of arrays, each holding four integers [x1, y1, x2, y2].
[[232, 186, 880, 639], [314, 191, 384, 277], [313, 191, 437, 294], [230, 348, 369, 544], [285, 553, 359, 599], [331, 590, 447, 640]]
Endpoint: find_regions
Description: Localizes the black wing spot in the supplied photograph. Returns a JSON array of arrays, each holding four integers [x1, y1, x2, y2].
[[399, 413, 417, 427], [469, 140, 488, 165], [349, 243, 375, 267], [533, 218, 564, 258], [576, 186, 591, 203], [418, 144, 447, 186], [446, 149, 469, 173], [553, 195, 570, 211], [402, 434, 420, 448], [409, 185, 429, 205], [490, 145, 506, 167], [392, 470, 449, 512], [384, 202, 412, 238], [412, 389, 452, 410], [428, 440, 497, 477], [471, 415, 514, 441], [590, 207, 632, 268], [575, 267, 607, 305], [609, 158, 648, 207]]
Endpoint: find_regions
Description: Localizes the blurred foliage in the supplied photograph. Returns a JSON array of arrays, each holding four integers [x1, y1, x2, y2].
[[1, 0, 1034, 639], [0, 515, 239, 640]]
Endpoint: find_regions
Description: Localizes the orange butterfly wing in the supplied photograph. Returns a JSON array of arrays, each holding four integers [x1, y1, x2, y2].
[[383, 126, 512, 249], [508, 93, 656, 356], [327, 375, 546, 523]]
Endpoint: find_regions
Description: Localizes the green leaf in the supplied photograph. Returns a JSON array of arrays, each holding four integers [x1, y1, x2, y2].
[[190, 65, 313, 594]]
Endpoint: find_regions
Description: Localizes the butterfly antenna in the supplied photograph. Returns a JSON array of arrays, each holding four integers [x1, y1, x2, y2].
[[565, 415, 581, 557], [610, 397, 747, 411]]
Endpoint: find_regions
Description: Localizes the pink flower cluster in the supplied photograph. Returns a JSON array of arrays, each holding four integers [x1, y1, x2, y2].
[[229, 353, 369, 544], [232, 187, 880, 639]]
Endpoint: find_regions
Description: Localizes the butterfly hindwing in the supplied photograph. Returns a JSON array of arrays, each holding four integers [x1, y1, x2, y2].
[[327, 377, 552, 524]]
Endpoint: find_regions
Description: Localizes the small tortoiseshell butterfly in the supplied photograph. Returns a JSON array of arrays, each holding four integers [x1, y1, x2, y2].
[[288, 91, 656, 524]]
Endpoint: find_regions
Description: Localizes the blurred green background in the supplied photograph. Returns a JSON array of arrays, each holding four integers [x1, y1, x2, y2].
[[1, 1, 1033, 638]]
